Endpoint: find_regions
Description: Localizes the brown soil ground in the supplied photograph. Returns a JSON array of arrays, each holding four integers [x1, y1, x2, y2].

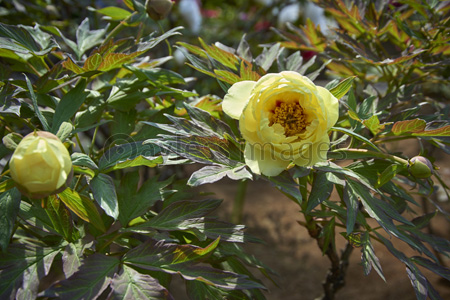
[[174, 148, 450, 300]]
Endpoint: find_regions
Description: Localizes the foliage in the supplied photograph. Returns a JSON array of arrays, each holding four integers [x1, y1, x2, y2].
[[1, 0, 450, 300], [0, 1, 271, 299]]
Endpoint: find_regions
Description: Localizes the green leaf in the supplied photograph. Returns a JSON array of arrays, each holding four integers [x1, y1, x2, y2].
[[362, 115, 383, 135], [411, 256, 450, 281], [118, 173, 173, 226], [98, 142, 161, 172], [184, 104, 235, 138], [88, 174, 119, 221], [45, 194, 75, 242], [376, 164, 406, 188], [0, 244, 60, 300], [188, 165, 252, 186], [255, 43, 281, 71], [0, 179, 15, 193], [145, 199, 222, 230], [199, 38, 239, 71], [55, 122, 74, 141], [25, 74, 50, 131], [267, 171, 302, 204], [124, 239, 264, 290], [137, 27, 183, 52], [0, 23, 59, 56], [76, 18, 108, 59], [58, 188, 106, 232], [343, 183, 359, 234], [0, 188, 20, 251], [306, 171, 333, 212], [109, 265, 172, 300], [96, 6, 132, 21], [392, 119, 426, 135], [45, 254, 120, 300], [361, 234, 386, 281], [98, 51, 144, 72], [62, 56, 84, 74], [71, 153, 99, 170], [413, 125, 450, 137], [51, 78, 88, 133], [186, 281, 227, 300], [328, 76, 356, 99], [331, 127, 380, 151], [2, 132, 22, 150], [62, 243, 82, 278], [83, 53, 103, 71]]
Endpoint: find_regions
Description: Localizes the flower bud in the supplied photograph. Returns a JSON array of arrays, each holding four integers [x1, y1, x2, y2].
[[408, 156, 433, 179], [9, 131, 73, 199], [145, 0, 174, 21]]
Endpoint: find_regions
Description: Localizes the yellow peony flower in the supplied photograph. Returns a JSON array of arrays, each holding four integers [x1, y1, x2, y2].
[[9, 131, 73, 199], [222, 71, 339, 176]]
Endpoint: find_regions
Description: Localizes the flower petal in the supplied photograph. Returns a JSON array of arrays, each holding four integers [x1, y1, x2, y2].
[[222, 80, 256, 120], [317, 86, 339, 128], [244, 143, 290, 177], [293, 135, 330, 167]]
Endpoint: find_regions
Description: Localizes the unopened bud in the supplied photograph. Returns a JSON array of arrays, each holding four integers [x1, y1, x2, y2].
[[9, 131, 73, 199], [409, 156, 433, 179], [146, 0, 174, 21]]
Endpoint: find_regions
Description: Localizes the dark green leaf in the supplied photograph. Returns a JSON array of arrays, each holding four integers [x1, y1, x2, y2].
[[361, 234, 385, 281], [118, 173, 173, 226], [0, 188, 21, 251], [99, 142, 161, 172], [76, 18, 108, 59], [411, 256, 450, 281], [145, 199, 222, 230], [124, 239, 264, 290], [266, 171, 302, 204], [25, 74, 50, 131], [45, 254, 120, 300], [0, 23, 59, 56], [0, 244, 60, 300], [109, 265, 173, 300], [184, 104, 235, 138], [71, 153, 99, 170], [88, 174, 119, 220], [51, 79, 88, 133], [343, 183, 359, 234], [306, 171, 333, 212]]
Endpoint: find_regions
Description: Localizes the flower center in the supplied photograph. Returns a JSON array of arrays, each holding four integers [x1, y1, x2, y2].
[[269, 101, 309, 136]]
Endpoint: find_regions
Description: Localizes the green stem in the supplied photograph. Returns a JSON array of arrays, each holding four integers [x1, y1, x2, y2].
[[75, 133, 86, 154], [101, 12, 137, 47], [332, 148, 409, 165], [157, 22, 172, 56], [89, 126, 99, 157], [231, 179, 248, 224]]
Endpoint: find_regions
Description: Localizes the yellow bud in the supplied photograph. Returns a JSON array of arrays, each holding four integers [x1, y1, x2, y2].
[[145, 0, 174, 20], [408, 156, 433, 179], [9, 131, 73, 199]]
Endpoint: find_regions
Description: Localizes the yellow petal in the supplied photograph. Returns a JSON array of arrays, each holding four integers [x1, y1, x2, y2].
[[244, 143, 290, 177], [222, 81, 256, 120], [293, 135, 330, 167], [317, 86, 339, 129]]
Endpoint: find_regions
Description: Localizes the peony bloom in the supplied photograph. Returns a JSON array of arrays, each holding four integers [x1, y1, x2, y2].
[[222, 71, 339, 176], [9, 131, 73, 198]]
